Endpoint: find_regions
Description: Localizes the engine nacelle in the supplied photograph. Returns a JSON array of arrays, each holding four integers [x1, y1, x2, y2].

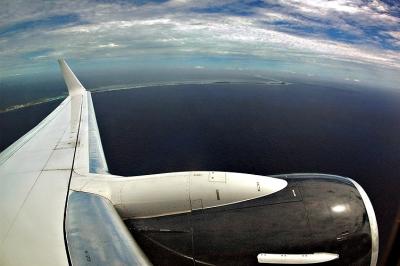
[[126, 173, 378, 266]]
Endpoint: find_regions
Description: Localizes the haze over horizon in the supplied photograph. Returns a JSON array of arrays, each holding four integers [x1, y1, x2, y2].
[[0, 0, 399, 90]]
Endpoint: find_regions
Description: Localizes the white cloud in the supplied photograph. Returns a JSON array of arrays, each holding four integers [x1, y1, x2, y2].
[[0, 0, 399, 76], [386, 31, 400, 39], [98, 43, 119, 48]]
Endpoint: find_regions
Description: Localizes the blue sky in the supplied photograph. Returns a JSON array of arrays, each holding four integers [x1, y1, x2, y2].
[[0, 0, 399, 87]]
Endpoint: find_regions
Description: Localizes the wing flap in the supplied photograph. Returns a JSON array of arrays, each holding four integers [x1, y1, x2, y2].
[[88, 93, 109, 174], [66, 191, 152, 266]]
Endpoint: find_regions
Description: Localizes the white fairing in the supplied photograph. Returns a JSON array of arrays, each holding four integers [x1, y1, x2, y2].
[[70, 171, 288, 219], [257, 253, 339, 264], [190, 172, 288, 210]]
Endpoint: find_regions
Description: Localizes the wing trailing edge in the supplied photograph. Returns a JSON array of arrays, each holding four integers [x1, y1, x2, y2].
[[66, 191, 152, 266], [58, 59, 109, 174]]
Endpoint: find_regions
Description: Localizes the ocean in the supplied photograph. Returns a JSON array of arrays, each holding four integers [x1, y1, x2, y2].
[[1, 80, 399, 261]]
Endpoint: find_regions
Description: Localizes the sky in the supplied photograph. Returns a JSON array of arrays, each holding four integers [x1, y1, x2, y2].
[[0, 0, 399, 87]]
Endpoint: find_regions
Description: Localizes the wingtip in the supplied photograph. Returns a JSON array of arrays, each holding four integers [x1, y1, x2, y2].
[[57, 58, 65, 65], [58, 59, 86, 96]]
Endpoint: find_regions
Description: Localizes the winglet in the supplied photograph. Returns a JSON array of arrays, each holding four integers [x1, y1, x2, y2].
[[58, 59, 86, 96]]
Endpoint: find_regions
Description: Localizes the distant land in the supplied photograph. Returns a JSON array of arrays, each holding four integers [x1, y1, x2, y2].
[[0, 80, 289, 113], [0, 95, 66, 114]]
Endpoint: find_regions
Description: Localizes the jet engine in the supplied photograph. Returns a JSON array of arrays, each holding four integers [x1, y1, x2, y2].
[[125, 173, 378, 266]]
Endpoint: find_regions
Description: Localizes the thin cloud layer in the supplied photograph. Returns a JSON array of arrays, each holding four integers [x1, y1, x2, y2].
[[0, 0, 399, 78]]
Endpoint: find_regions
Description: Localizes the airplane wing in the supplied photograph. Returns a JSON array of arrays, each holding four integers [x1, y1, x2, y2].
[[0, 60, 151, 266]]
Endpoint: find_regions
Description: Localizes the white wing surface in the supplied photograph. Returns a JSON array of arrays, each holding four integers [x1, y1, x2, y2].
[[0, 69, 83, 265], [0, 59, 151, 266]]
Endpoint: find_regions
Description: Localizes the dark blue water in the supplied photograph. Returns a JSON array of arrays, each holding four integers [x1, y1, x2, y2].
[[1, 82, 399, 261], [0, 100, 62, 151]]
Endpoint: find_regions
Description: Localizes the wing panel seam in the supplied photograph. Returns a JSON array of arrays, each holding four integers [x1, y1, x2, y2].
[[63, 95, 84, 266], [0, 116, 71, 247]]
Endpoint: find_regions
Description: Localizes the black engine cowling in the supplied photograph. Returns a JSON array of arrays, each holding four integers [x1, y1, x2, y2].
[[126, 174, 378, 266]]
